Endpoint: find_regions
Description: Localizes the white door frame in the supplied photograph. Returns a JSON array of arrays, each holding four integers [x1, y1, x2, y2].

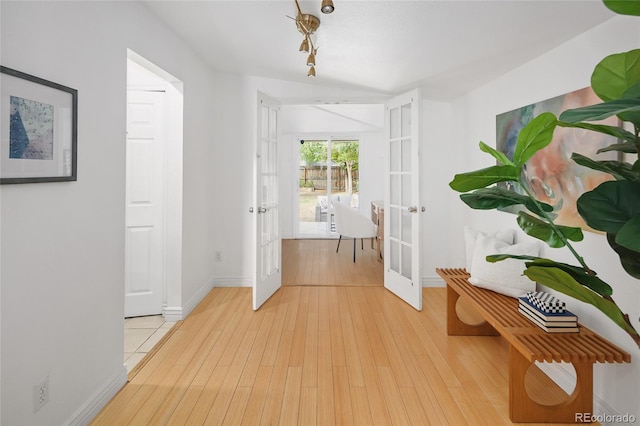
[[126, 51, 184, 320]]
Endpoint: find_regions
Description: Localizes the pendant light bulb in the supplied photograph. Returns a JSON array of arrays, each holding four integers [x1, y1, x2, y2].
[[299, 37, 309, 53], [308, 66, 316, 78], [306, 51, 316, 66], [321, 0, 334, 14]]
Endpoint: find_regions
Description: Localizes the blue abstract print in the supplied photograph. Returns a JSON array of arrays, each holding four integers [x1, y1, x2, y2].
[[9, 96, 54, 160]]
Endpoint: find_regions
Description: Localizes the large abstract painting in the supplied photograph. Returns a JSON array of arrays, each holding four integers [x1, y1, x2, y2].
[[496, 87, 618, 231]]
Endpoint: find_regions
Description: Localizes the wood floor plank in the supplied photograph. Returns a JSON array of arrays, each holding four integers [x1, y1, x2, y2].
[[222, 386, 252, 425], [302, 288, 320, 388], [377, 366, 411, 425], [299, 387, 318, 426], [332, 366, 354, 426], [317, 330, 336, 425], [259, 330, 293, 425], [279, 366, 303, 426], [240, 365, 273, 426], [165, 386, 204, 425], [349, 386, 374, 425], [336, 288, 365, 387]]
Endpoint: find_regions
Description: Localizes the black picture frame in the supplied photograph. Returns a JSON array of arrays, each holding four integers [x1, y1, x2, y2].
[[0, 66, 77, 184]]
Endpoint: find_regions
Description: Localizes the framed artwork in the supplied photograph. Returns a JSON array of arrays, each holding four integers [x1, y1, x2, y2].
[[0, 66, 77, 184], [496, 86, 618, 231]]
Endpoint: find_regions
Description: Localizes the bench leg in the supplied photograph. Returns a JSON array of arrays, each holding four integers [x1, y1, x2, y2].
[[447, 285, 499, 336], [509, 345, 593, 423]]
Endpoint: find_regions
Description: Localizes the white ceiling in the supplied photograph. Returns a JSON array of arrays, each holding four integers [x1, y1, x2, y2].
[[144, 0, 615, 100]]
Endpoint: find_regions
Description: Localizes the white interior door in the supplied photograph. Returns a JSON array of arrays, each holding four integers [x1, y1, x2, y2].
[[253, 92, 281, 310], [384, 89, 422, 310], [125, 90, 165, 317]]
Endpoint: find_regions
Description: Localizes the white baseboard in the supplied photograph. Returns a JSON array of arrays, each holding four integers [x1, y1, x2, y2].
[[63, 366, 127, 426], [213, 277, 251, 287], [422, 275, 445, 287], [162, 306, 185, 323]]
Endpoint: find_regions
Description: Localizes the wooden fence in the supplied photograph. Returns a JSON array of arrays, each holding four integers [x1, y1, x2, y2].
[[299, 166, 358, 191]]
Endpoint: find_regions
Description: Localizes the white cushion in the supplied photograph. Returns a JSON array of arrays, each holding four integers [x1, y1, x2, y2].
[[468, 234, 539, 298], [464, 226, 515, 270]]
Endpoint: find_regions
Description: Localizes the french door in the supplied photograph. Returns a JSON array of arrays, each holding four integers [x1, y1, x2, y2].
[[384, 89, 422, 310], [253, 92, 281, 310]]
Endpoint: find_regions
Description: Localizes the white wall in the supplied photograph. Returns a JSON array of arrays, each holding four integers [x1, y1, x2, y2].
[[0, 2, 224, 423], [448, 15, 640, 418], [420, 99, 455, 286]]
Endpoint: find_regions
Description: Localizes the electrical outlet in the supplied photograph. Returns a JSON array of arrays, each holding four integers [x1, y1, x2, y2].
[[33, 375, 50, 412], [215, 251, 222, 262]]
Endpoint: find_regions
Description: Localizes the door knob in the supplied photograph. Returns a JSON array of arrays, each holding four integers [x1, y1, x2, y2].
[[408, 206, 417, 213], [258, 207, 267, 214]]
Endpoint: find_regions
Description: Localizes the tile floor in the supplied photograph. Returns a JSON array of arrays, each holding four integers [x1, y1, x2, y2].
[[124, 315, 177, 373]]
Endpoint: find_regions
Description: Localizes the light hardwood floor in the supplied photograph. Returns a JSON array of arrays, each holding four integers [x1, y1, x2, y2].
[[92, 284, 577, 425], [282, 238, 383, 286]]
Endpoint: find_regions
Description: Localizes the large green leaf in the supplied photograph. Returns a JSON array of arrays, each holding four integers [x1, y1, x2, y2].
[[607, 233, 640, 279], [558, 98, 640, 123], [591, 49, 640, 101], [597, 142, 638, 154], [523, 266, 636, 334], [516, 211, 583, 248], [616, 214, 640, 252], [557, 121, 637, 144], [513, 112, 557, 166], [479, 141, 513, 166], [523, 258, 612, 296], [604, 0, 640, 16], [460, 187, 553, 215], [577, 180, 640, 234], [449, 165, 521, 193], [571, 153, 639, 181], [486, 254, 540, 262]]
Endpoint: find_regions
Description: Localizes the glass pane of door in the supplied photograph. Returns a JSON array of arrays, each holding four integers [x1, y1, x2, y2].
[[298, 140, 329, 235]]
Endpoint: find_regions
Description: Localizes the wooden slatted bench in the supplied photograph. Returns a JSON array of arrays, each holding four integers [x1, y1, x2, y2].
[[436, 267, 631, 423]]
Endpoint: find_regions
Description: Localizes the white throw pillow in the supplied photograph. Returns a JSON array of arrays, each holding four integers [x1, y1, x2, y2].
[[468, 234, 539, 298], [464, 226, 515, 271]]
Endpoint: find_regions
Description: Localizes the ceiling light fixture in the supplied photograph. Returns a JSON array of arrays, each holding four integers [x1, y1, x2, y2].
[[289, 0, 324, 77], [321, 0, 335, 14]]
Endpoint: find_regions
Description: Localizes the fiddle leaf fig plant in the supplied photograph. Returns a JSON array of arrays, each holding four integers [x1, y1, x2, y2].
[[450, 1, 640, 348]]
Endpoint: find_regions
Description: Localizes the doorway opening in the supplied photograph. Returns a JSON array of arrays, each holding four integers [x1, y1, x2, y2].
[[297, 138, 360, 237], [124, 51, 184, 370]]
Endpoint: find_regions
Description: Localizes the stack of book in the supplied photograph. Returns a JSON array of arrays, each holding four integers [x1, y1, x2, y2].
[[518, 292, 579, 333]]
